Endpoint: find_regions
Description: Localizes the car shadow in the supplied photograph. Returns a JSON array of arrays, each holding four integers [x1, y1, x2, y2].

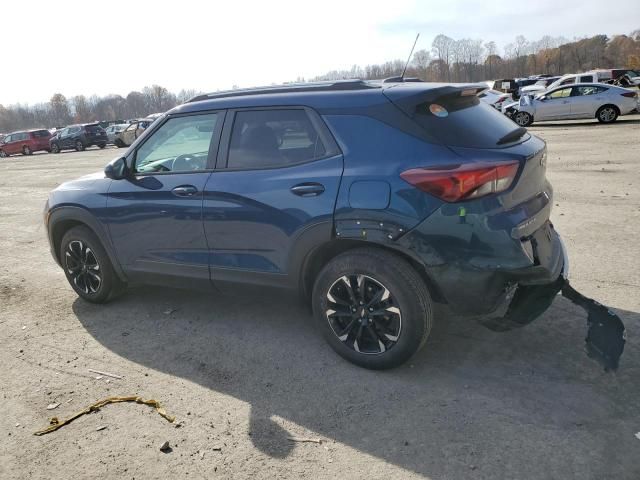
[[72, 287, 639, 478]]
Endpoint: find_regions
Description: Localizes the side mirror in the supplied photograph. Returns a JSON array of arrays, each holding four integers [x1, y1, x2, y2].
[[104, 156, 128, 180]]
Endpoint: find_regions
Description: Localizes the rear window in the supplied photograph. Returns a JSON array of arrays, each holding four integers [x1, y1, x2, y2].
[[32, 130, 50, 138], [414, 95, 526, 149]]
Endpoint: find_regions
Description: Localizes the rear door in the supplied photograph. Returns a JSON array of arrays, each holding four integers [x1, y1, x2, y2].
[[203, 107, 343, 290], [570, 85, 608, 118]]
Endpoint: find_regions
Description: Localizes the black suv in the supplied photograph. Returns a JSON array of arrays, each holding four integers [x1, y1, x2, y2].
[[50, 124, 108, 153]]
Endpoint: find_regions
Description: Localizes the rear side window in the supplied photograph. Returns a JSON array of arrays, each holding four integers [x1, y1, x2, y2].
[[227, 109, 334, 169], [579, 75, 594, 83], [575, 86, 607, 96], [84, 125, 101, 133], [413, 96, 526, 149], [32, 130, 50, 137]]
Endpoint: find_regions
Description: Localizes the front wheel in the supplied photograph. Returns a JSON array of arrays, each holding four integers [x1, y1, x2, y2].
[[98, 143, 106, 149], [513, 111, 533, 127], [22, 146, 32, 155], [60, 226, 123, 303], [596, 105, 619, 123], [0, 149, 7, 158], [312, 248, 432, 369], [50, 143, 60, 153], [75, 140, 85, 151]]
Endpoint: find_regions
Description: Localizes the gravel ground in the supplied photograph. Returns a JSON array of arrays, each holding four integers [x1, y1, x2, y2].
[[1, 115, 639, 480]]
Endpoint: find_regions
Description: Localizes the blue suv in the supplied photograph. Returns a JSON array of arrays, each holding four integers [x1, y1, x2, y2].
[[45, 80, 568, 369]]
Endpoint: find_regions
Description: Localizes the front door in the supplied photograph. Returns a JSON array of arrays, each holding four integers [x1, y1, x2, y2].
[[535, 87, 573, 120], [203, 107, 343, 289], [105, 111, 224, 283]]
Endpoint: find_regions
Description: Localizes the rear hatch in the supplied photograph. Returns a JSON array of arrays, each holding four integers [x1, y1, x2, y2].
[[84, 124, 107, 140], [385, 83, 556, 270]]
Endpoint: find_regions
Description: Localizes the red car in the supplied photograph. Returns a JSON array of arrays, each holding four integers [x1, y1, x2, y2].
[[0, 129, 52, 157]]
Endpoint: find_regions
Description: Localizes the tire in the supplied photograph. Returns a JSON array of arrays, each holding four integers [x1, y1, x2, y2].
[[75, 140, 85, 151], [22, 146, 33, 155], [60, 226, 123, 304], [98, 143, 106, 149], [312, 247, 432, 370], [51, 143, 60, 154], [596, 105, 619, 123], [115, 139, 125, 148], [513, 111, 533, 127], [0, 149, 7, 158]]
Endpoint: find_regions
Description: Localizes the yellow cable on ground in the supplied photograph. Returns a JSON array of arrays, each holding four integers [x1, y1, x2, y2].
[[34, 396, 175, 436]]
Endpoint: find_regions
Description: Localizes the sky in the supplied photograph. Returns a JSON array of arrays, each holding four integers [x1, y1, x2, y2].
[[1, 0, 638, 105]]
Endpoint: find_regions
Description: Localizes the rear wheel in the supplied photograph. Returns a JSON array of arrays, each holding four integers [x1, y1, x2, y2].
[[50, 143, 60, 153], [596, 105, 619, 123], [75, 140, 85, 151], [513, 111, 533, 127], [312, 248, 432, 369], [22, 145, 32, 155], [98, 143, 106, 149], [60, 226, 123, 303]]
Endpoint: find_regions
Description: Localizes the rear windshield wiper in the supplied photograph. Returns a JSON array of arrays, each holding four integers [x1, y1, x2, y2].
[[496, 127, 527, 145]]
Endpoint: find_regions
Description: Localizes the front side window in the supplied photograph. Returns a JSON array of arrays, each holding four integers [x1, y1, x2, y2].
[[134, 113, 219, 174], [560, 78, 575, 85], [227, 109, 328, 169], [548, 88, 572, 99], [3, 135, 12, 143]]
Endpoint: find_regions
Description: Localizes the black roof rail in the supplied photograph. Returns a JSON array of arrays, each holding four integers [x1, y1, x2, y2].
[[187, 79, 377, 103], [382, 76, 424, 83]]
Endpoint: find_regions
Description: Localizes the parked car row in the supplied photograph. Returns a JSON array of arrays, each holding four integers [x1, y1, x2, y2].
[[0, 113, 165, 158]]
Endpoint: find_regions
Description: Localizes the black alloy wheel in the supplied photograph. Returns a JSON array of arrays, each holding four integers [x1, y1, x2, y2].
[[325, 274, 401, 354], [65, 240, 102, 295]]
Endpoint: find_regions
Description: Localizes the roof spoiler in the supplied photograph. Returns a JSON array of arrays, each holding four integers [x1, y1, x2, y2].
[[383, 83, 489, 117]]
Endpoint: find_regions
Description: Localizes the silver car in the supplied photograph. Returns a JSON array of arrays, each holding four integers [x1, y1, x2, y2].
[[503, 83, 639, 127], [104, 124, 128, 145]]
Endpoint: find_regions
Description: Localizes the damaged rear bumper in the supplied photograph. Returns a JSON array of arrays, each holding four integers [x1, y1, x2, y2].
[[482, 234, 625, 371]]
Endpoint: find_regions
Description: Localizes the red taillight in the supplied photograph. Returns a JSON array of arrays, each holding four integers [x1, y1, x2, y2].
[[400, 162, 520, 202], [621, 91, 637, 98]]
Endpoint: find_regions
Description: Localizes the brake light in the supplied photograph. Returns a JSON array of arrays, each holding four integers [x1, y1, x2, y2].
[[400, 161, 520, 202], [621, 91, 637, 98]]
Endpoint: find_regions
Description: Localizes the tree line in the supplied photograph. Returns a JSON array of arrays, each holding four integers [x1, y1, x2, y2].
[[312, 31, 640, 84], [0, 86, 201, 133], [1, 31, 639, 133]]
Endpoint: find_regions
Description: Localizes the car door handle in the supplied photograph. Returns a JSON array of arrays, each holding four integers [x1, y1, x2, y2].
[[172, 185, 198, 197], [290, 182, 325, 197]]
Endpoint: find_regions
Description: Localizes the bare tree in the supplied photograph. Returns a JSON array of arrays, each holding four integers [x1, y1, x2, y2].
[[49, 94, 71, 127]]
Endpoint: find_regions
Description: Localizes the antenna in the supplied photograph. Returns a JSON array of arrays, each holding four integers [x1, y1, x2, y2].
[[400, 33, 420, 80]]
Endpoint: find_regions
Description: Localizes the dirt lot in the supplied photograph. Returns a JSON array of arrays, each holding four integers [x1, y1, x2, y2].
[[1, 115, 639, 480]]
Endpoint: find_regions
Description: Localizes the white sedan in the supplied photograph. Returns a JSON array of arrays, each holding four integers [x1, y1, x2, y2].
[[503, 83, 639, 127]]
